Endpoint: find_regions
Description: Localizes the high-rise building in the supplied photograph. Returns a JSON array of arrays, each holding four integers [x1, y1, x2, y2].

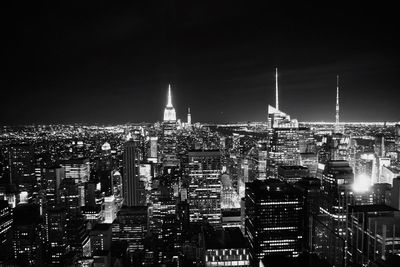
[[112, 206, 148, 254], [45, 207, 68, 265], [9, 143, 35, 186], [12, 204, 42, 266], [123, 140, 145, 206], [90, 223, 112, 252], [42, 165, 65, 208], [163, 84, 176, 122], [0, 200, 13, 262], [245, 179, 304, 264], [294, 177, 321, 251], [315, 160, 354, 267], [103, 195, 117, 223], [60, 158, 90, 183], [277, 165, 309, 184], [59, 178, 81, 217], [188, 150, 222, 226], [347, 204, 400, 266]]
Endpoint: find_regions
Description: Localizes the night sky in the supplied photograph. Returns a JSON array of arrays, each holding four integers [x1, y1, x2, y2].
[[4, 2, 400, 125]]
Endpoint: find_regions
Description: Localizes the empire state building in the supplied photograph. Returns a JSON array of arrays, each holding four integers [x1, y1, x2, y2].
[[163, 84, 176, 122]]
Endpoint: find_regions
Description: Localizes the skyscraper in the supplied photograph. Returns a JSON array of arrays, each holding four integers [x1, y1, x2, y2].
[[163, 84, 176, 122], [123, 140, 145, 207], [245, 179, 304, 264]]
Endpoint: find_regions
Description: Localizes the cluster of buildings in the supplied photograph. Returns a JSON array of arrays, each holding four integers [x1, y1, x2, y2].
[[0, 76, 399, 266]]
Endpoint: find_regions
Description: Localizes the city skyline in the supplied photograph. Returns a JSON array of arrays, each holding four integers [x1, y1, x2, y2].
[[4, 2, 399, 125]]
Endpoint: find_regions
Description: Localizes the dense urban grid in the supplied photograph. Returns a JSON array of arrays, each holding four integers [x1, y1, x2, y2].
[[0, 81, 399, 267]]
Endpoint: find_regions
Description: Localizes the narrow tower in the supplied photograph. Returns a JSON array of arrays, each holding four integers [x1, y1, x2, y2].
[[167, 84, 173, 108], [335, 75, 340, 133], [187, 107, 191, 125], [275, 68, 279, 110]]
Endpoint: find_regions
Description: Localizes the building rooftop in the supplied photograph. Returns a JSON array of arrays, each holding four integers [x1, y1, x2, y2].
[[91, 223, 112, 232], [205, 228, 248, 249]]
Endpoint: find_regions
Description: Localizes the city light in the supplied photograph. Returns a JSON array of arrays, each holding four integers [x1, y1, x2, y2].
[[352, 174, 371, 193]]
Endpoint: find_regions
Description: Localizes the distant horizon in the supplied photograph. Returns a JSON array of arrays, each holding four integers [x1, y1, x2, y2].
[[1, 120, 399, 127]]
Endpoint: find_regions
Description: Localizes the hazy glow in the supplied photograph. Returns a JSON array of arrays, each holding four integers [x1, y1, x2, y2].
[[352, 174, 371, 193]]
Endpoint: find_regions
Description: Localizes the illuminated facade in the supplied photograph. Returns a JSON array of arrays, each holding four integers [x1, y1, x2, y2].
[[315, 160, 353, 267], [163, 84, 176, 122], [245, 179, 304, 263], [188, 150, 222, 226], [60, 158, 90, 183], [112, 206, 147, 254], [45, 207, 68, 265], [0, 200, 13, 261], [204, 228, 250, 267]]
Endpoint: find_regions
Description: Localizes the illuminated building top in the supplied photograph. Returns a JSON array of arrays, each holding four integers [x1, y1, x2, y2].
[[163, 84, 176, 122], [101, 142, 111, 151]]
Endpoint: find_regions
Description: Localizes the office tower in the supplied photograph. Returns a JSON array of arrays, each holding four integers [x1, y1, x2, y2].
[[59, 178, 81, 216], [112, 171, 123, 203], [188, 150, 222, 226], [0, 200, 13, 262], [379, 160, 396, 185], [103, 195, 117, 223], [45, 207, 68, 265], [12, 203, 42, 266], [150, 175, 177, 237], [9, 143, 35, 186], [42, 165, 64, 208], [294, 177, 321, 251], [221, 173, 240, 209], [300, 152, 318, 177], [372, 183, 391, 205], [90, 223, 112, 252], [123, 140, 145, 206], [112, 206, 148, 254], [65, 218, 91, 258], [203, 228, 250, 267], [84, 180, 98, 208], [320, 160, 353, 232], [347, 204, 400, 266], [148, 136, 158, 163], [355, 153, 376, 184], [98, 169, 113, 196], [245, 179, 304, 264], [315, 160, 354, 267], [268, 127, 301, 175], [277, 165, 309, 184], [60, 157, 90, 183]]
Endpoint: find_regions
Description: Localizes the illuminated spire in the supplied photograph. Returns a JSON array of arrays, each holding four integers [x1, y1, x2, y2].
[[163, 84, 176, 122], [275, 68, 279, 110], [335, 75, 340, 129], [187, 107, 191, 125], [167, 84, 173, 108]]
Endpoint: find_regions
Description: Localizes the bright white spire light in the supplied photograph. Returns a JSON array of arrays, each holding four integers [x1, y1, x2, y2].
[[167, 83, 173, 108]]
